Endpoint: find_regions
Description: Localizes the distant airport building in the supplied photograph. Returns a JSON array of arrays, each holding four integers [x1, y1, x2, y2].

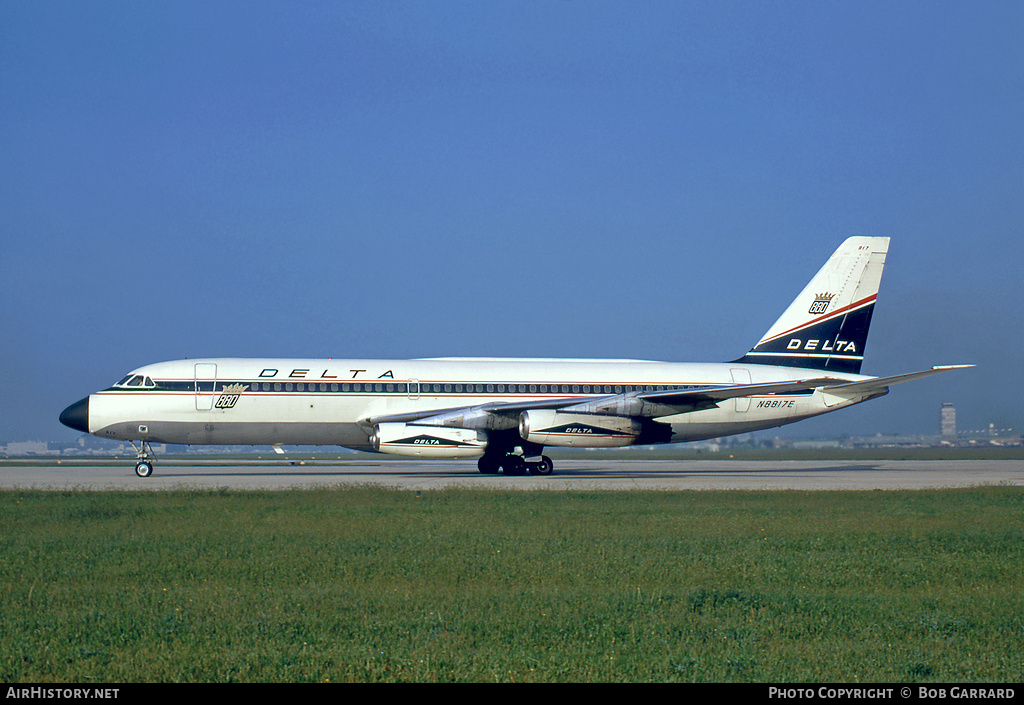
[[3, 441, 51, 455], [940, 403, 957, 438]]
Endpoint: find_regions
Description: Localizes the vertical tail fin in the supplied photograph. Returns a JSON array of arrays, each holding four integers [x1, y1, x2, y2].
[[734, 236, 889, 374]]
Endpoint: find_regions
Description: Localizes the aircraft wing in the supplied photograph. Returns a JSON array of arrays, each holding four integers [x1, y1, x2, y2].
[[364, 377, 844, 430], [631, 378, 841, 406], [363, 396, 576, 429], [364, 367, 974, 432]]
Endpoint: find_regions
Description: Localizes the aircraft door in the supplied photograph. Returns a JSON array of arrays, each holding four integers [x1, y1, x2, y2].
[[730, 368, 751, 412], [195, 363, 217, 410]]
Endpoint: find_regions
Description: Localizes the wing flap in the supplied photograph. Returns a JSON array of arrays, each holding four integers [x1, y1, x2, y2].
[[364, 396, 578, 430], [633, 378, 841, 405]]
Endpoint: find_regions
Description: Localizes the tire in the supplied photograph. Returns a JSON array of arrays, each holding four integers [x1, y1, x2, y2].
[[135, 461, 153, 478], [529, 456, 554, 476], [502, 456, 527, 476], [477, 456, 501, 474]]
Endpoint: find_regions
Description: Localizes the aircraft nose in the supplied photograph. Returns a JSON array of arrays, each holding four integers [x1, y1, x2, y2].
[[59, 397, 90, 433]]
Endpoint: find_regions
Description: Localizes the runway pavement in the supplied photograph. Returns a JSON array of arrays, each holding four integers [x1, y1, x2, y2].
[[2, 458, 1022, 491]]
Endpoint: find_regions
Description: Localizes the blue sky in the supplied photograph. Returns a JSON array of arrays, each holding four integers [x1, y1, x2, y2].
[[2, 1, 1021, 443]]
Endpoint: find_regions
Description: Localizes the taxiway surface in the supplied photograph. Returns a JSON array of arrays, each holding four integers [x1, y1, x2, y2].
[[2, 459, 1021, 491]]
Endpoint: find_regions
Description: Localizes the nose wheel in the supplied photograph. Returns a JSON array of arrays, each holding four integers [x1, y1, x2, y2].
[[130, 440, 157, 478]]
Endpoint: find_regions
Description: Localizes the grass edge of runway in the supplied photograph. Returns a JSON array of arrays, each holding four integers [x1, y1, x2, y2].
[[2, 486, 1022, 682]]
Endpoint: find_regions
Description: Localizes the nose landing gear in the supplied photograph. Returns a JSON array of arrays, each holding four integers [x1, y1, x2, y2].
[[130, 440, 157, 478]]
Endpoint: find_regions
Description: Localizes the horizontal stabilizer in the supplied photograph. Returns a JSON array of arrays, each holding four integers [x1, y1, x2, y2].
[[823, 365, 974, 396]]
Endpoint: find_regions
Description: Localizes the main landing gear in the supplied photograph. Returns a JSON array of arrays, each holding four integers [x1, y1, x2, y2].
[[478, 453, 554, 476], [130, 440, 157, 478]]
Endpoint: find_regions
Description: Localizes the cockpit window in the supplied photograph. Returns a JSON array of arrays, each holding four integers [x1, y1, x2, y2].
[[114, 374, 155, 388]]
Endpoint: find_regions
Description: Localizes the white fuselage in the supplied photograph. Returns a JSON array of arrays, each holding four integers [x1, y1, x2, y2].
[[81, 357, 867, 451], [60, 238, 969, 477]]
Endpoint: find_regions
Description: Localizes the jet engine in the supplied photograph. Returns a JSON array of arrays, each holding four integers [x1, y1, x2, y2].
[[519, 410, 642, 448], [371, 422, 487, 458]]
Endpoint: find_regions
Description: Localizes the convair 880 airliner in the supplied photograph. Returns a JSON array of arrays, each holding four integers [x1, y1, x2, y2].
[[60, 237, 970, 477]]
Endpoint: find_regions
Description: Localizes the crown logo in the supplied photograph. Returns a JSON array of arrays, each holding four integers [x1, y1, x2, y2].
[[221, 383, 249, 394], [808, 292, 835, 315]]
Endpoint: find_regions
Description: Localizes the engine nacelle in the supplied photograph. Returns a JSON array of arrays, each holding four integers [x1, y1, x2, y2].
[[371, 422, 487, 458], [519, 410, 642, 448]]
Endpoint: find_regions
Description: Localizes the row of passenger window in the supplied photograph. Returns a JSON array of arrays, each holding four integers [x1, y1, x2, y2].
[[154, 381, 695, 394], [251, 382, 691, 394]]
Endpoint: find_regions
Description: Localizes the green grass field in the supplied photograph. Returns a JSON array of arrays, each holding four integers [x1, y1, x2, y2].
[[2, 487, 1022, 682]]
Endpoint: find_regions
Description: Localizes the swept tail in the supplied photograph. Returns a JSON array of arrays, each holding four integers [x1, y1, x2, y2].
[[734, 237, 890, 374]]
